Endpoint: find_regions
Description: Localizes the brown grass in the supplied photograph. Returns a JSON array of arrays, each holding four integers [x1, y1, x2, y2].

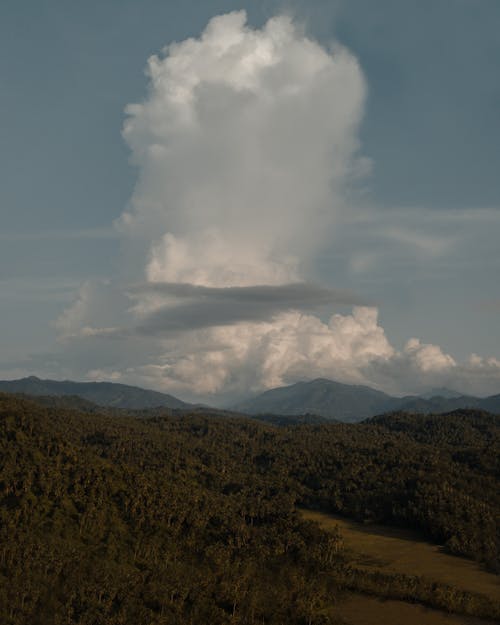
[[301, 509, 499, 601], [334, 593, 492, 625]]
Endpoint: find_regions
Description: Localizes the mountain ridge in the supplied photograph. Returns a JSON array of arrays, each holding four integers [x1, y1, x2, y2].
[[0, 376, 191, 410], [234, 378, 500, 422], [2, 375, 499, 422]]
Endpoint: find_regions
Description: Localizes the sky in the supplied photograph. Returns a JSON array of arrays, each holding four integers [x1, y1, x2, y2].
[[1, 0, 500, 402]]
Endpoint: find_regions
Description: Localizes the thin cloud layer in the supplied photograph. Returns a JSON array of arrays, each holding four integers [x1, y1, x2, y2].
[[52, 11, 500, 402], [128, 282, 366, 333]]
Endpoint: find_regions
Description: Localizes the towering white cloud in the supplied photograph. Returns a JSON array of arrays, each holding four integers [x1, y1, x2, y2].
[[53, 11, 500, 401], [120, 10, 366, 286]]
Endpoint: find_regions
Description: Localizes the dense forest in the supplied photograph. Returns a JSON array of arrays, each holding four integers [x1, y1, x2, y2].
[[0, 393, 499, 624]]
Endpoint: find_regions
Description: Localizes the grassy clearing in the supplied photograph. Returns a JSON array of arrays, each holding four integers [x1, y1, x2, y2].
[[301, 509, 499, 602], [334, 593, 492, 625]]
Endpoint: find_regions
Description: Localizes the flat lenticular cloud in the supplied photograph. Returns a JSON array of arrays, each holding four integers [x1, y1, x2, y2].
[[127, 282, 366, 333], [53, 10, 500, 401]]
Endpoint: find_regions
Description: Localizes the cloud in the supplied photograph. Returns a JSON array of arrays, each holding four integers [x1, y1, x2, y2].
[[479, 298, 500, 312], [0, 227, 118, 241], [119, 10, 367, 286], [70, 305, 395, 399], [128, 281, 367, 333], [339, 206, 500, 270], [99, 307, 500, 401], [56, 280, 365, 339], [54, 280, 130, 340], [48, 11, 500, 402], [369, 342, 500, 398], [68, 303, 500, 401]]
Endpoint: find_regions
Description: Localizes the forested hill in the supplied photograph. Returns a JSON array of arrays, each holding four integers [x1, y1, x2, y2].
[[0, 376, 191, 410], [1, 393, 499, 624], [3, 375, 500, 421], [234, 378, 397, 420], [235, 377, 500, 421], [367, 409, 500, 446]]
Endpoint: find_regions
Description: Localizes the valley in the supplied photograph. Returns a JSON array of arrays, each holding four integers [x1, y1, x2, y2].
[[333, 595, 492, 625], [0, 392, 498, 624], [302, 510, 499, 624]]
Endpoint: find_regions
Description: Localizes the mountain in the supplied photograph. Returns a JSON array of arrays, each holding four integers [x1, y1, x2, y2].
[[3, 375, 500, 422], [251, 412, 333, 427], [235, 378, 399, 422], [419, 387, 463, 400], [0, 376, 192, 410], [235, 378, 500, 422], [393, 395, 484, 415]]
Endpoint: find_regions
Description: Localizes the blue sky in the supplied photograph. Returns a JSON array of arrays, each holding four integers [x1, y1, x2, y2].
[[1, 0, 499, 399]]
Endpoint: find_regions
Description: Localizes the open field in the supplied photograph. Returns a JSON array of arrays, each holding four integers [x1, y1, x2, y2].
[[301, 509, 500, 601], [334, 594, 493, 625], [301, 509, 500, 624]]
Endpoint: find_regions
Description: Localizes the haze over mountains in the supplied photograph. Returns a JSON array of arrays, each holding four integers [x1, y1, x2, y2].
[[1, 376, 499, 422], [236, 378, 500, 421], [0, 376, 191, 411]]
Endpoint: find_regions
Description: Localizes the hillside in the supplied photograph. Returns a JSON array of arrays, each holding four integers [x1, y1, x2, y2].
[[4, 376, 499, 422], [0, 376, 191, 410], [1, 392, 499, 624], [235, 378, 500, 421], [234, 378, 398, 421], [303, 509, 500, 625]]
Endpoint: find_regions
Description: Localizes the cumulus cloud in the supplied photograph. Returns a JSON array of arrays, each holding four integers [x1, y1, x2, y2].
[[55, 280, 130, 340], [61, 302, 500, 401], [52, 11, 500, 402], [119, 10, 367, 286], [369, 342, 500, 398], [133, 306, 396, 397]]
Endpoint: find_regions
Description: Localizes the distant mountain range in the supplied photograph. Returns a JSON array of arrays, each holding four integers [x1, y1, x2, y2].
[[418, 387, 463, 400], [1, 375, 499, 422], [234, 378, 500, 422], [0, 376, 191, 410]]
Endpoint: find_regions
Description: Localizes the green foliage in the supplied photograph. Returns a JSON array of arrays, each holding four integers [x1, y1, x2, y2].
[[293, 411, 500, 571], [0, 394, 499, 624]]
